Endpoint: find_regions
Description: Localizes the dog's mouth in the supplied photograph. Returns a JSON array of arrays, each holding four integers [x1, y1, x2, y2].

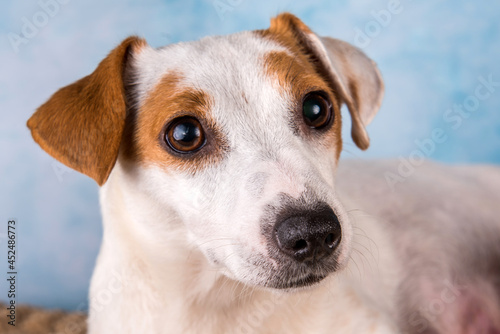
[[270, 273, 328, 290]]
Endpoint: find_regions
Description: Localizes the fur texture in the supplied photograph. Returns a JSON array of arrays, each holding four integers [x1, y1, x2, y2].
[[27, 13, 500, 334]]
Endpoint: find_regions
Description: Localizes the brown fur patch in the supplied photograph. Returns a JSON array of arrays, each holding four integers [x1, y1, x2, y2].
[[256, 14, 312, 68], [257, 13, 344, 156], [27, 36, 147, 186], [122, 72, 228, 173], [262, 50, 343, 156]]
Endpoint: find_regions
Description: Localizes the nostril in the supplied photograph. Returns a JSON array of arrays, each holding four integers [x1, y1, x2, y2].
[[325, 233, 335, 248], [293, 239, 308, 251]]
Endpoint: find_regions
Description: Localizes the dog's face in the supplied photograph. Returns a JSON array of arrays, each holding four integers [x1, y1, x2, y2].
[[28, 14, 384, 289], [126, 30, 348, 289]]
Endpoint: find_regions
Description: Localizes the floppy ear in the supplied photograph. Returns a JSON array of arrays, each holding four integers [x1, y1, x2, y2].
[[266, 13, 384, 150], [27, 36, 147, 185]]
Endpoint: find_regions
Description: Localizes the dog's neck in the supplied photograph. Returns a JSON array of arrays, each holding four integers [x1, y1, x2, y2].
[[87, 161, 397, 334], [88, 162, 276, 333]]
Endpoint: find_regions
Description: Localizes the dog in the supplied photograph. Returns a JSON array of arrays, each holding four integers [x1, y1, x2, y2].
[[27, 13, 500, 334]]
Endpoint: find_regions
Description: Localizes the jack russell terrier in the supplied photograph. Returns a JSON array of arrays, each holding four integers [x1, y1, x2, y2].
[[28, 13, 500, 334]]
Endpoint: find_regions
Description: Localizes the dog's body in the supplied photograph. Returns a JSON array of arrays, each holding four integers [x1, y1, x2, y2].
[[89, 159, 500, 334], [28, 13, 500, 333]]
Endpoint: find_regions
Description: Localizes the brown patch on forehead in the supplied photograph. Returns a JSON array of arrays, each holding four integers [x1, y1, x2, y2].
[[256, 14, 318, 75], [255, 13, 349, 157], [257, 13, 312, 48], [264, 51, 329, 98], [263, 51, 342, 156], [122, 72, 227, 172]]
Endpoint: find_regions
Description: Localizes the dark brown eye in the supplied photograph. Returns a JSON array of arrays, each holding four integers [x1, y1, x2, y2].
[[302, 92, 332, 128], [165, 116, 205, 153]]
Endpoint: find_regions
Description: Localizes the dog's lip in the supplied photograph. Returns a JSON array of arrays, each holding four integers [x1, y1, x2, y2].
[[275, 273, 327, 289]]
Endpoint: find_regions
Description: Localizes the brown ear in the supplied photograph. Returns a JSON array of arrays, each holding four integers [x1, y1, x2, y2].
[[27, 36, 147, 185], [265, 13, 384, 150]]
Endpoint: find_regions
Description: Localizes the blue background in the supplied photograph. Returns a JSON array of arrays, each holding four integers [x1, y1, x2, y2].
[[1, 0, 499, 310]]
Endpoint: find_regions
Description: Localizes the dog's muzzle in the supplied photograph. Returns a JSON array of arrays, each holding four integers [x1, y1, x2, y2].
[[273, 206, 341, 263]]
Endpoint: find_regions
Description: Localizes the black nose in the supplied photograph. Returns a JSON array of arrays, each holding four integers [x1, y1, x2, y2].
[[274, 207, 341, 262]]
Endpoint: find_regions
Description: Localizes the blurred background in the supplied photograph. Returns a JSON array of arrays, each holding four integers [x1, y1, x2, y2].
[[1, 0, 499, 310]]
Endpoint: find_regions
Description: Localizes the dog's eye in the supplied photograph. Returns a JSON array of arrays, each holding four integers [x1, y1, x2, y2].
[[165, 117, 206, 153], [302, 92, 332, 129]]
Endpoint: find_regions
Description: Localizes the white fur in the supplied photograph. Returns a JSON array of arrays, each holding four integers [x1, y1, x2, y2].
[[85, 30, 500, 334]]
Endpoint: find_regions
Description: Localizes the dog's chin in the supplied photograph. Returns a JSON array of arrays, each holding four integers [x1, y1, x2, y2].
[[220, 265, 332, 292], [236, 268, 333, 291], [214, 249, 345, 291], [267, 273, 328, 290]]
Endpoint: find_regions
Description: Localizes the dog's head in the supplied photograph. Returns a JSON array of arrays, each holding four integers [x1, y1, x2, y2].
[[28, 13, 383, 289]]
